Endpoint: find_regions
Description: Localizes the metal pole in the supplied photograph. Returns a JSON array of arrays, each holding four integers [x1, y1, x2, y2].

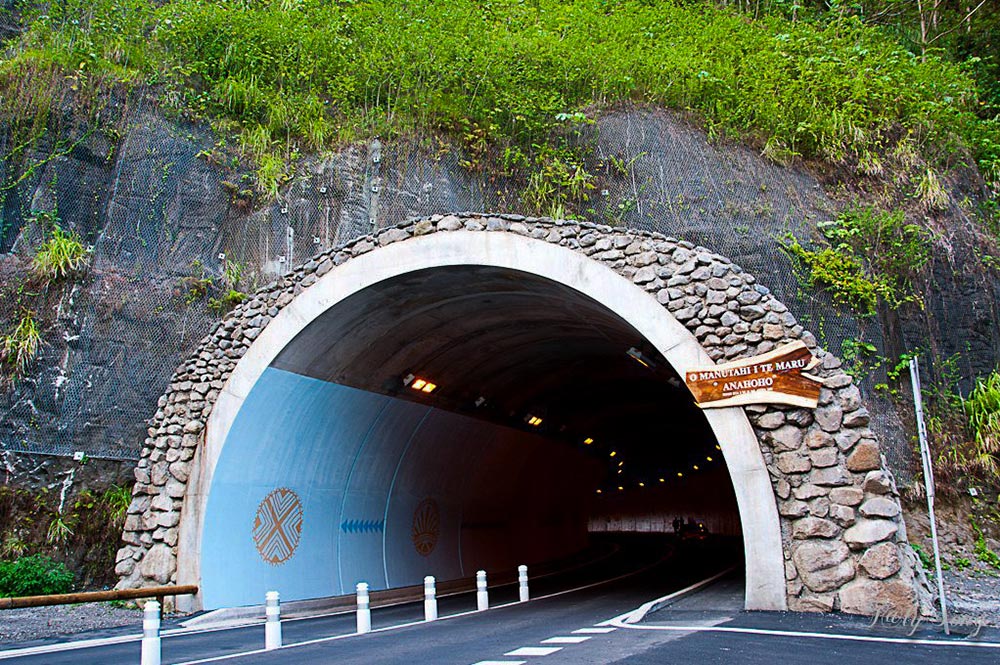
[[140, 600, 161, 665], [424, 576, 438, 622], [265, 590, 282, 649], [518, 565, 529, 602], [476, 570, 489, 611], [910, 356, 950, 634], [356, 582, 371, 634]]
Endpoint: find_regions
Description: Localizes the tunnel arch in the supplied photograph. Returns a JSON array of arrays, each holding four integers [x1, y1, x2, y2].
[[118, 214, 925, 618]]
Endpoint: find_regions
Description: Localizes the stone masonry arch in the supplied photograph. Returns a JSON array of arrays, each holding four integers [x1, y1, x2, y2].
[[117, 213, 927, 616]]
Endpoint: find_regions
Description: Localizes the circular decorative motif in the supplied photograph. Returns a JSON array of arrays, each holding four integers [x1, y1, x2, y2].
[[411, 498, 440, 557], [253, 488, 303, 565]]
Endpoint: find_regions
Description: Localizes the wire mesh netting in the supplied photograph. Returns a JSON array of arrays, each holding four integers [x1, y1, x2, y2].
[[2, 101, 912, 476]]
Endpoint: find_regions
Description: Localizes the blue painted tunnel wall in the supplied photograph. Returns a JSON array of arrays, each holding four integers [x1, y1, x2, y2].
[[201, 367, 599, 609]]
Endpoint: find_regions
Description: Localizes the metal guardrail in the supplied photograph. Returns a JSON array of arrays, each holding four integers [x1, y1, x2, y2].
[[0, 584, 198, 610]]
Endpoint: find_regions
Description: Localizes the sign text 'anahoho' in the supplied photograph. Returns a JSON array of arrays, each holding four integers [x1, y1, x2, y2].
[[684, 341, 824, 409]]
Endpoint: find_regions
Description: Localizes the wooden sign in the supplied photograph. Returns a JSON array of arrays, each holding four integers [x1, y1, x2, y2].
[[684, 341, 824, 409]]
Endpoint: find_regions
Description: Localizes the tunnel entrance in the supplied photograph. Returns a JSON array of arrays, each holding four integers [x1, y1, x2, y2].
[[199, 265, 738, 607], [122, 218, 917, 617]]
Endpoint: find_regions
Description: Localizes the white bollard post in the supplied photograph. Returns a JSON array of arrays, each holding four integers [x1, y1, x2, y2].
[[518, 564, 529, 602], [356, 582, 371, 634], [476, 570, 489, 611], [140, 600, 161, 665], [424, 575, 438, 622], [265, 590, 282, 650]]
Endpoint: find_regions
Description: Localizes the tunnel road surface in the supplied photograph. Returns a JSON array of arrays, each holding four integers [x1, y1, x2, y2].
[[0, 538, 690, 665], [4, 541, 998, 664]]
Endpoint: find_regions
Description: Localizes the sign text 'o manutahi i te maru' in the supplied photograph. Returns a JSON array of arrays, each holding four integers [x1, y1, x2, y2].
[[684, 341, 823, 409]]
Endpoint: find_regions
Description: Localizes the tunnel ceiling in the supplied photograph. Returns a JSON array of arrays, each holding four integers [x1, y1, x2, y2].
[[271, 265, 721, 481]]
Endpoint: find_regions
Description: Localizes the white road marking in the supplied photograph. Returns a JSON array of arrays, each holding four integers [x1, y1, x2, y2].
[[599, 566, 736, 626], [504, 646, 563, 656], [572, 627, 616, 634], [0, 549, 658, 662], [608, 618, 1000, 649], [541, 636, 591, 644], [168, 557, 672, 665], [472, 661, 527, 665]]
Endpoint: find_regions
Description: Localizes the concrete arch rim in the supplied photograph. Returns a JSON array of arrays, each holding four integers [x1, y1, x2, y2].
[[177, 230, 787, 612]]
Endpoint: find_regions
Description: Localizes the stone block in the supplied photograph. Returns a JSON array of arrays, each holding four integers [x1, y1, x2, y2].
[[810, 466, 852, 487], [829, 504, 856, 527], [839, 578, 917, 618], [863, 470, 893, 495], [788, 593, 836, 612], [780, 500, 810, 518], [844, 519, 898, 549], [859, 497, 900, 519], [859, 542, 902, 579], [804, 430, 834, 449], [792, 517, 839, 539], [756, 411, 786, 430], [139, 544, 175, 584], [777, 452, 811, 474], [792, 540, 855, 593], [809, 448, 838, 468], [830, 487, 864, 506], [846, 441, 881, 472], [793, 483, 828, 500], [843, 408, 870, 427], [814, 405, 843, 433]]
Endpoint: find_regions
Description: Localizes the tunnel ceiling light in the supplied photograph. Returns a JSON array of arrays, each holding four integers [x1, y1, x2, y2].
[[596, 489, 602, 494], [618, 486, 624, 491], [639, 482, 645, 487], [402, 373, 415, 386], [715, 444, 722, 450], [659, 478, 665, 483], [693, 465, 700, 471], [626, 347, 651, 368], [410, 378, 437, 393], [618, 461, 624, 467], [706, 456, 713, 462], [584, 437, 594, 445], [609, 451, 617, 457], [526, 415, 543, 426], [677, 472, 683, 477], [617, 469, 623, 474]]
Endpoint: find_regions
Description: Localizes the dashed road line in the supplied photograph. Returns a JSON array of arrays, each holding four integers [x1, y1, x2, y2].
[[541, 636, 591, 644], [504, 646, 563, 656], [572, 627, 616, 634], [608, 618, 1000, 650]]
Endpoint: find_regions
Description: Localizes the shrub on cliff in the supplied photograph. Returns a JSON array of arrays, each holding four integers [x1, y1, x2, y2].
[[0, 554, 74, 597]]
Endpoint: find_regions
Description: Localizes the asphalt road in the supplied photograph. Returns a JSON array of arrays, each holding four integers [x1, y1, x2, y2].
[[0, 535, 698, 665], [4, 537, 999, 665]]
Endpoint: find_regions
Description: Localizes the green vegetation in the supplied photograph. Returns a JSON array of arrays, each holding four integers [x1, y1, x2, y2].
[[207, 261, 248, 314], [973, 520, 1000, 570], [179, 259, 213, 305], [31, 225, 90, 283], [0, 309, 42, 381], [966, 370, 1000, 478], [911, 542, 933, 571], [0, 554, 74, 597], [45, 514, 75, 545], [0, 482, 140, 589], [782, 207, 931, 316], [102, 485, 132, 524], [179, 259, 249, 314], [1, 0, 997, 198]]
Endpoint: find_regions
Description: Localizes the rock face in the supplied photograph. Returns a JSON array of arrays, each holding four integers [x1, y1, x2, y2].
[[8, 103, 993, 481], [112, 214, 924, 618]]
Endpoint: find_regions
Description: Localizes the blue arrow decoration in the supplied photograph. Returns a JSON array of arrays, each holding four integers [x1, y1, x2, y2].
[[341, 519, 385, 534]]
